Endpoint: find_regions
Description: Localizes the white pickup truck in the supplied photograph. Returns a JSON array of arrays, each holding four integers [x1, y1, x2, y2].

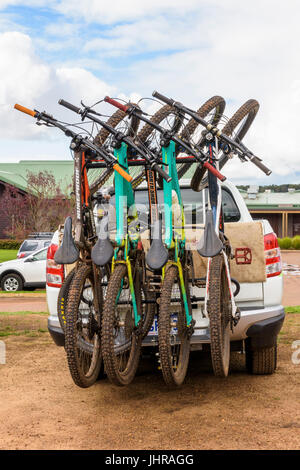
[[46, 180, 285, 374]]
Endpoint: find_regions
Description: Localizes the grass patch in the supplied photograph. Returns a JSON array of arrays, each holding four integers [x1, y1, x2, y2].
[[285, 306, 300, 314], [0, 249, 18, 263], [0, 329, 48, 337], [0, 290, 46, 295]]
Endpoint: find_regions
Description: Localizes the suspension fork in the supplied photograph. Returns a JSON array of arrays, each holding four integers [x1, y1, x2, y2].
[[113, 236, 141, 327], [162, 240, 193, 327]]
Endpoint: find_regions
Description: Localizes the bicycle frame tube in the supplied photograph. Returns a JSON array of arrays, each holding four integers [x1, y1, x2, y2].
[[113, 142, 141, 326], [162, 140, 185, 250], [160, 141, 191, 325], [73, 150, 83, 244], [114, 142, 137, 248]]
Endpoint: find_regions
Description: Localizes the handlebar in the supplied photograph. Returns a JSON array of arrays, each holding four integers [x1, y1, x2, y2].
[[58, 99, 81, 115], [105, 96, 226, 182], [112, 164, 132, 182], [104, 96, 129, 113], [152, 91, 272, 176], [14, 104, 37, 117], [59, 98, 171, 183], [152, 91, 174, 107], [203, 161, 226, 182], [14, 102, 132, 183]]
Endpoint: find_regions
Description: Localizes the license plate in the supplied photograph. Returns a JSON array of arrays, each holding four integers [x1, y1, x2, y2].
[[148, 315, 178, 336]]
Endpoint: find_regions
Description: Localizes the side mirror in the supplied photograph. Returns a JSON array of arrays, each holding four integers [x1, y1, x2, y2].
[[24, 257, 33, 263]]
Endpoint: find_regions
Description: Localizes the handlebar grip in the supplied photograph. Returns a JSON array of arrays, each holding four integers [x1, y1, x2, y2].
[[152, 91, 174, 107], [104, 96, 129, 113], [14, 104, 36, 117], [154, 164, 172, 183], [203, 161, 226, 182], [248, 155, 272, 176], [113, 164, 132, 182], [58, 99, 81, 114]]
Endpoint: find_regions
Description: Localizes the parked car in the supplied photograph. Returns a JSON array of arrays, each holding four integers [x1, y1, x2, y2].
[[0, 247, 48, 291], [17, 232, 53, 259], [46, 180, 285, 374]]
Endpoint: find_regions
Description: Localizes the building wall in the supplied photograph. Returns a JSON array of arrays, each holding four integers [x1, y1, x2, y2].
[[251, 212, 282, 237], [0, 183, 9, 238]]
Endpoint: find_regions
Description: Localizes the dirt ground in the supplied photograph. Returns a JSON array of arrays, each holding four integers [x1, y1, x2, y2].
[[0, 314, 299, 450], [0, 251, 299, 450]]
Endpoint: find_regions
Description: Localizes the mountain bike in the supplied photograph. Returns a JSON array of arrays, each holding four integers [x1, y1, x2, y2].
[[14, 103, 133, 387], [104, 96, 227, 386], [151, 91, 272, 377], [58, 99, 174, 385]]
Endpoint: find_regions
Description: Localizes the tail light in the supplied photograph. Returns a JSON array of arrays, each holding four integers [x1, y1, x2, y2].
[[18, 253, 25, 259], [264, 232, 282, 278], [46, 243, 64, 287]]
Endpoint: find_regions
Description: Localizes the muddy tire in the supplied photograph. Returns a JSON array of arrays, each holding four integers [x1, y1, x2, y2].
[[137, 104, 182, 144], [191, 99, 259, 192], [93, 104, 140, 147], [101, 263, 142, 386], [178, 96, 226, 181], [158, 265, 191, 387], [245, 341, 277, 375], [208, 254, 231, 378], [137, 104, 182, 189], [65, 264, 102, 388]]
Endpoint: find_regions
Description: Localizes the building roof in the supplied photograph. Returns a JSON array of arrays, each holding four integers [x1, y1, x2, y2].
[[0, 160, 74, 194], [1, 160, 300, 210], [241, 189, 300, 209]]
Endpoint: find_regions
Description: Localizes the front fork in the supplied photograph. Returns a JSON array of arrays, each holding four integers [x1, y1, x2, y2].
[[112, 235, 141, 328], [162, 240, 194, 329]]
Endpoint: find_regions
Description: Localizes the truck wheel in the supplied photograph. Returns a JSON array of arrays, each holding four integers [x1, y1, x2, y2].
[[245, 340, 277, 375], [1, 273, 24, 291]]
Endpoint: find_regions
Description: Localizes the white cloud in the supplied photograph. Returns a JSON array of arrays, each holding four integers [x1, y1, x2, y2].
[[0, 1, 299, 183], [56, 0, 200, 24], [0, 31, 115, 142]]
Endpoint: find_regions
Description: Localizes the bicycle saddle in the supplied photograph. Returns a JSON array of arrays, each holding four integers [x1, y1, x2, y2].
[[146, 218, 169, 270], [54, 216, 79, 264], [91, 216, 114, 266], [197, 210, 223, 258]]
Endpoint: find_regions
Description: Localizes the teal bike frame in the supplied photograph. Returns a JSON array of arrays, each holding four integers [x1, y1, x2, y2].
[[161, 140, 193, 327], [112, 141, 141, 326]]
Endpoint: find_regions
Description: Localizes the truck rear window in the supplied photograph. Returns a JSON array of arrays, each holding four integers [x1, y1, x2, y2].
[[108, 186, 240, 225]]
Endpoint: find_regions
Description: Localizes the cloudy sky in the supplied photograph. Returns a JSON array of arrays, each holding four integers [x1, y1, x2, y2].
[[0, 0, 299, 185]]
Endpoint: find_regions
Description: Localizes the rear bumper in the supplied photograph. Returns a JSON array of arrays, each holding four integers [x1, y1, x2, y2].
[[47, 305, 285, 349], [48, 319, 65, 347], [246, 310, 285, 349]]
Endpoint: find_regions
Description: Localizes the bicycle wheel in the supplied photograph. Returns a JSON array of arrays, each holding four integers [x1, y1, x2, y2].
[[137, 104, 182, 144], [65, 263, 103, 388], [191, 99, 259, 192], [158, 265, 191, 387], [208, 254, 231, 377], [141, 283, 156, 339], [57, 268, 75, 333], [178, 96, 226, 181], [101, 263, 142, 386], [93, 104, 140, 147], [136, 104, 183, 189]]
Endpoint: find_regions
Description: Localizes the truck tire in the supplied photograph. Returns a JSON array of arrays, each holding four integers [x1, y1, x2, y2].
[[245, 340, 277, 375]]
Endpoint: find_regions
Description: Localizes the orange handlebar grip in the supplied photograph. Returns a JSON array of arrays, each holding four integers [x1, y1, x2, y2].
[[113, 164, 132, 183], [14, 104, 36, 117]]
